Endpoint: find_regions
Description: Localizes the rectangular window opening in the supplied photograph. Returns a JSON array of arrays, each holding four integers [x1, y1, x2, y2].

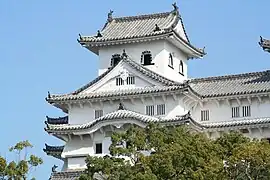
[[126, 76, 135, 85], [157, 104, 166, 115], [201, 110, 209, 121], [146, 105, 155, 116], [95, 110, 103, 119], [242, 105, 251, 117], [95, 143, 102, 154], [116, 77, 124, 86], [232, 107, 240, 118]]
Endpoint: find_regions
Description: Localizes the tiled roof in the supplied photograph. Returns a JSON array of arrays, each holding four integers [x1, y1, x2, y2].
[[43, 144, 64, 159], [45, 110, 195, 133], [46, 116, 68, 125], [203, 117, 270, 129], [47, 85, 187, 103], [259, 36, 270, 52], [78, 5, 185, 44], [49, 170, 84, 180], [77, 4, 204, 56], [189, 70, 270, 98]]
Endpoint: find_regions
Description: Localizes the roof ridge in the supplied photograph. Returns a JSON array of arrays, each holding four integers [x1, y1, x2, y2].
[[190, 69, 270, 83], [112, 11, 172, 22]]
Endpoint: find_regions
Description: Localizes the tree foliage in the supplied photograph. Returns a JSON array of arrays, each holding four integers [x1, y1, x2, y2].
[[80, 124, 270, 180], [0, 140, 43, 180]]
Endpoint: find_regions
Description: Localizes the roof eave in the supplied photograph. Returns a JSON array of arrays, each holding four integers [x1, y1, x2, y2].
[[168, 33, 206, 59], [78, 33, 170, 49]]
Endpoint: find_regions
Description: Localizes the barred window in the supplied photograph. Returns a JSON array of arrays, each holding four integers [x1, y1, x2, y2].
[[146, 105, 155, 116], [242, 105, 251, 117], [157, 104, 165, 115], [201, 110, 209, 121], [116, 77, 124, 86], [95, 110, 103, 119], [232, 107, 240, 118], [126, 76, 135, 85]]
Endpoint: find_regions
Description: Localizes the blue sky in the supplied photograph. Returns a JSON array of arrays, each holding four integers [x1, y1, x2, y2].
[[0, 0, 269, 179]]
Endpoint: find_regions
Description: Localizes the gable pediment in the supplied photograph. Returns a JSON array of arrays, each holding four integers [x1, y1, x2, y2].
[[75, 58, 178, 94]]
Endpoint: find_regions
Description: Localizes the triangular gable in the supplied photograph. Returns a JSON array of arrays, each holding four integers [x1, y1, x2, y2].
[[72, 58, 179, 95]]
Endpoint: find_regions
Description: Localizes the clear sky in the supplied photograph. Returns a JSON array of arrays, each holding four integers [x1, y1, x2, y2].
[[0, 0, 269, 179]]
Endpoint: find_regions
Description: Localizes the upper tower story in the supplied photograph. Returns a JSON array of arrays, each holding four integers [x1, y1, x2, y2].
[[78, 3, 205, 83]]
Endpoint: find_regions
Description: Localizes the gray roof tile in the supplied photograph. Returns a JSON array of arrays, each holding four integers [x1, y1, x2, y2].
[[50, 170, 84, 180], [259, 36, 270, 52], [203, 117, 270, 129], [189, 70, 270, 98], [78, 9, 182, 43], [43, 144, 64, 159], [45, 110, 194, 133]]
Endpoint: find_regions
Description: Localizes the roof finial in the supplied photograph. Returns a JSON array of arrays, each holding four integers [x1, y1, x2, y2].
[[118, 103, 124, 110], [96, 30, 102, 38], [52, 165, 58, 173], [122, 49, 127, 58], [172, 2, 178, 11], [108, 10, 114, 22], [260, 36, 263, 43], [153, 24, 161, 32]]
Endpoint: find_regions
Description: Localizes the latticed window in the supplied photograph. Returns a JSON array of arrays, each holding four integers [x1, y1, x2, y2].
[[242, 105, 251, 117], [141, 51, 154, 65], [168, 53, 174, 68], [201, 110, 209, 121], [126, 76, 135, 85], [146, 105, 155, 116], [95, 110, 103, 119], [116, 77, 124, 86], [232, 107, 240, 118], [157, 104, 166, 115]]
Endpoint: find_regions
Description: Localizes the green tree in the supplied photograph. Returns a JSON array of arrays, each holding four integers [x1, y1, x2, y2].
[[0, 140, 43, 180], [80, 124, 270, 180]]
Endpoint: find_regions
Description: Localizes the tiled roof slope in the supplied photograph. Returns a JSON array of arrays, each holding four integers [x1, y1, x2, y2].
[[78, 5, 187, 43], [45, 110, 196, 133], [49, 170, 84, 180], [43, 144, 64, 159], [189, 70, 270, 98], [203, 117, 270, 129], [259, 36, 270, 52], [46, 116, 68, 125], [47, 85, 187, 102]]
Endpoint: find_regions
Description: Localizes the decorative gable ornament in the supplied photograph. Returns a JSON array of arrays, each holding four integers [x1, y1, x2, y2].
[[118, 68, 129, 81]]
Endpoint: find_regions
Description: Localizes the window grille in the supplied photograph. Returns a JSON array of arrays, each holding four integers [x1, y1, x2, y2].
[[231, 107, 240, 118], [146, 105, 155, 116], [242, 105, 251, 117], [95, 110, 103, 119], [116, 77, 124, 86], [157, 104, 166, 115], [201, 110, 210, 121], [126, 76, 135, 85]]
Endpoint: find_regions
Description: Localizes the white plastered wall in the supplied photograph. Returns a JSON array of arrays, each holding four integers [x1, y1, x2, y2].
[[192, 97, 270, 123], [68, 94, 187, 124]]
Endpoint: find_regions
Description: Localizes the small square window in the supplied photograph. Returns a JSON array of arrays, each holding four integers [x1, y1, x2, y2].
[[95, 110, 103, 119], [95, 143, 102, 154]]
